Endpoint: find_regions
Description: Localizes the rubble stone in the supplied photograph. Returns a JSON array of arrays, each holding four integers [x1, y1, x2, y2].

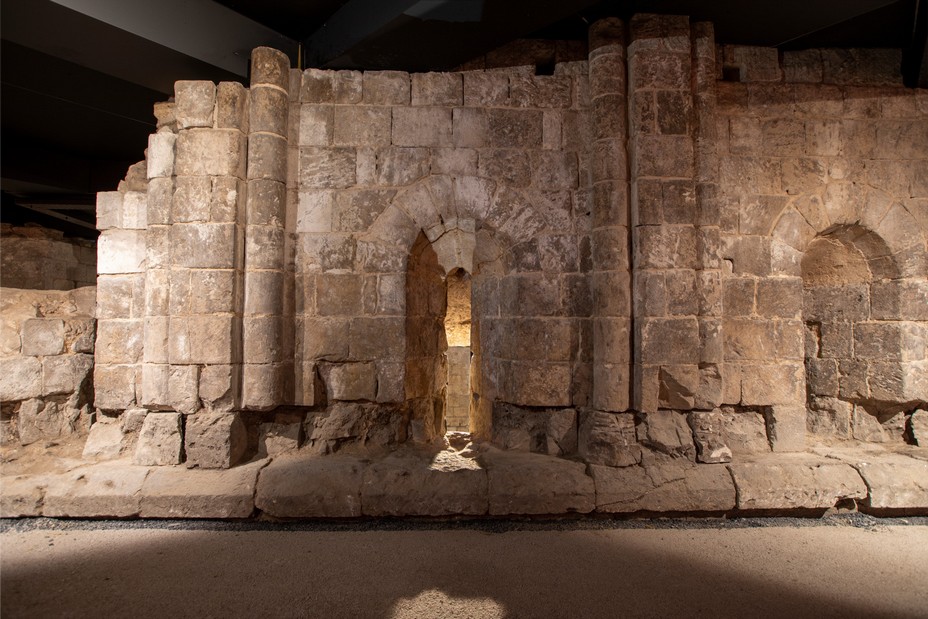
[[184, 412, 247, 469], [133, 412, 183, 466]]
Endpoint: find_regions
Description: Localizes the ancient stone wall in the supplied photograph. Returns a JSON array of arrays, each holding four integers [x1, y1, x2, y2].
[[0, 287, 96, 445], [0, 224, 96, 290], [82, 15, 927, 469], [716, 43, 928, 447]]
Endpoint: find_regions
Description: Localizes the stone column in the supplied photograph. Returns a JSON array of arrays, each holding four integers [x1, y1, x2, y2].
[[629, 14, 706, 412], [241, 47, 291, 410], [588, 18, 632, 412], [166, 80, 248, 414]]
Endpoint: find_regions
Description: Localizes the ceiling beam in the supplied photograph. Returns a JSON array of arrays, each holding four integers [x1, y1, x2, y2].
[[47, 0, 297, 76]]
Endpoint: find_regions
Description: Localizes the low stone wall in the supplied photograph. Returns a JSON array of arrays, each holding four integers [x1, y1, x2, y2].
[[0, 287, 96, 445], [0, 224, 96, 290]]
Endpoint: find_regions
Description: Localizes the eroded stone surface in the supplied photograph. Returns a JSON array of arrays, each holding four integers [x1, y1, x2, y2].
[[255, 453, 366, 517], [43, 463, 150, 518], [592, 462, 736, 513], [139, 460, 262, 518], [729, 457, 867, 510], [480, 448, 594, 515]]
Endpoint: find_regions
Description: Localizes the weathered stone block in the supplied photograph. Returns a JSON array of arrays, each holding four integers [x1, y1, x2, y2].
[[147, 132, 176, 179], [134, 412, 183, 466], [184, 412, 247, 469], [636, 410, 696, 460], [21, 318, 65, 356], [688, 410, 732, 463], [175, 129, 246, 178], [140, 461, 261, 518], [250, 47, 290, 90], [249, 86, 288, 136], [175, 81, 216, 129], [729, 460, 867, 510], [256, 454, 365, 517], [300, 147, 356, 188], [325, 362, 377, 401], [392, 107, 453, 147], [42, 354, 93, 396], [216, 81, 248, 131], [258, 421, 302, 457], [578, 410, 641, 466], [247, 133, 287, 181], [170, 223, 237, 269], [463, 72, 509, 106], [44, 464, 149, 518], [411, 72, 463, 106], [362, 71, 410, 105], [482, 448, 594, 515], [93, 364, 138, 411], [98, 230, 147, 274], [592, 462, 736, 513]]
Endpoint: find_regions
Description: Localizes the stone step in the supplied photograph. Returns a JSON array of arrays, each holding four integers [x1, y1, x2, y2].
[[3, 447, 927, 519]]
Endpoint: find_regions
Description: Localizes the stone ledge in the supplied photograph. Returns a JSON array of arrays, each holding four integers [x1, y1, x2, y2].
[[728, 455, 867, 511], [592, 462, 736, 513], [139, 460, 265, 518], [3, 446, 928, 519], [814, 447, 928, 512]]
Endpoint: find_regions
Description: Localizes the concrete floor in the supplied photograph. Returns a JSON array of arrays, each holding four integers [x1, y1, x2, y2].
[[2, 518, 927, 618]]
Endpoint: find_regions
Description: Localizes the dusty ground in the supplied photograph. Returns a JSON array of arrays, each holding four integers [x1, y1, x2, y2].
[[2, 516, 927, 618]]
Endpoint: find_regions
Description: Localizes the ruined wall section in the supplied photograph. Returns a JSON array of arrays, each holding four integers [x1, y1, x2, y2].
[[294, 61, 593, 444], [0, 225, 96, 290], [716, 46, 928, 447]]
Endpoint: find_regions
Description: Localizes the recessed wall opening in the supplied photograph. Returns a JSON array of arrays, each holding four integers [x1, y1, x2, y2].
[[444, 268, 472, 434]]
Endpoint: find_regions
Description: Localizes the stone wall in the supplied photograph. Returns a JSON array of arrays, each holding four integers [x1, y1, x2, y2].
[[84, 15, 927, 468], [0, 224, 96, 290], [0, 287, 96, 445], [716, 43, 928, 447]]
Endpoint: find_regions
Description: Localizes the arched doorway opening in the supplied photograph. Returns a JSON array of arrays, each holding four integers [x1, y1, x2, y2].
[[444, 268, 472, 434]]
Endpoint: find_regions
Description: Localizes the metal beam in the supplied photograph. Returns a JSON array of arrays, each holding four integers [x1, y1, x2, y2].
[[47, 0, 297, 76]]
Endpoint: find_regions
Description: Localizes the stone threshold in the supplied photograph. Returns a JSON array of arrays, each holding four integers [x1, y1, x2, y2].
[[2, 445, 926, 520]]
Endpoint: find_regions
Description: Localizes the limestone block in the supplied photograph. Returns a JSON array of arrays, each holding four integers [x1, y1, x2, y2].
[[175, 81, 215, 129], [912, 410, 928, 446], [67, 319, 96, 354], [490, 404, 577, 456], [21, 318, 65, 356], [452, 107, 488, 148], [250, 46, 290, 90], [241, 363, 283, 411], [247, 133, 287, 181], [146, 132, 176, 179], [249, 86, 288, 136], [636, 410, 696, 460], [325, 362, 377, 401], [740, 363, 804, 406], [362, 449, 488, 517], [248, 178, 286, 226], [300, 147, 356, 188], [170, 223, 237, 269], [486, 109, 543, 148], [139, 461, 262, 518], [258, 422, 301, 457], [17, 399, 70, 445], [1, 475, 47, 517], [332, 70, 362, 103], [332, 106, 391, 146], [593, 362, 631, 413], [96, 191, 123, 230], [637, 318, 700, 365], [657, 365, 698, 410], [375, 147, 430, 186], [173, 175, 211, 222], [299, 104, 333, 147], [348, 316, 404, 362], [392, 107, 452, 147], [98, 230, 146, 274], [301, 68, 333, 103], [505, 361, 572, 407], [303, 317, 349, 361], [256, 454, 366, 517], [147, 178, 173, 226], [169, 365, 201, 415], [431, 148, 477, 176], [688, 410, 732, 464], [482, 448, 594, 515], [81, 418, 126, 459], [821, 49, 903, 87], [578, 410, 641, 467], [134, 412, 183, 466], [362, 71, 410, 105], [96, 318, 142, 365], [140, 364, 169, 408], [184, 412, 247, 469], [635, 226, 698, 270], [199, 364, 239, 412], [510, 75, 572, 108], [729, 460, 868, 510], [411, 72, 463, 106], [463, 72, 509, 107], [93, 364, 138, 411], [42, 354, 93, 396], [0, 357, 42, 401], [305, 402, 407, 451], [44, 464, 150, 518], [175, 129, 246, 178], [215, 81, 248, 131], [592, 462, 736, 513]]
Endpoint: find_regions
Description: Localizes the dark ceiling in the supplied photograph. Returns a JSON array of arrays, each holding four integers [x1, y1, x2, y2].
[[2, 0, 925, 239]]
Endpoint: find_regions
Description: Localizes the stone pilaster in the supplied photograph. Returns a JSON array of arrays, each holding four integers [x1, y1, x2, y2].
[[242, 47, 291, 410], [588, 18, 632, 412]]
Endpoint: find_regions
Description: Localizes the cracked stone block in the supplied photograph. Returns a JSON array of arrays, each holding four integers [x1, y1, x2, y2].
[[21, 319, 65, 356], [689, 410, 733, 464], [592, 463, 736, 513], [17, 399, 75, 446], [185, 412, 247, 469], [0, 475, 48, 517], [82, 418, 128, 459], [482, 448, 594, 515], [0, 357, 42, 402], [258, 422, 302, 457], [43, 464, 150, 518], [636, 410, 696, 460], [729, 460, 867, 510], [134, 412, 184, 466], [578, 410, 641, 467]]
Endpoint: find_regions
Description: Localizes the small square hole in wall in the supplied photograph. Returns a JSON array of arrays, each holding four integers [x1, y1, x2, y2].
[[536, 61, 556, 76], [722, 66, 742, 82]]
